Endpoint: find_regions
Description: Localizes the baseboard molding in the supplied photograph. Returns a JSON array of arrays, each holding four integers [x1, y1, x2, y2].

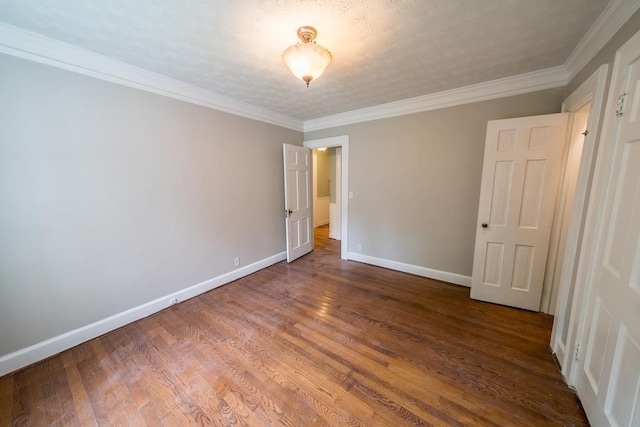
[[347, 252, 471, 287], [315, 220, 330, 227], [0, 251, 286, 377]]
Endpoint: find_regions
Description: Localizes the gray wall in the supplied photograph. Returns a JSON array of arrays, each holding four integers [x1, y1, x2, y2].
[[0, 53, 301, 357], [305, 89, 565, 276]]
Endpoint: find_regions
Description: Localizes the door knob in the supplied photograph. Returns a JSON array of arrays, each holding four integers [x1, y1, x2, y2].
[[481, 222, 488, 228]]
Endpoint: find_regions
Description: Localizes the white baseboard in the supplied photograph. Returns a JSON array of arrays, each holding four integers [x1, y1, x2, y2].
[[0, 252, 286, 377], [315, 220, 329, 227], [347, 252, 471, 287]]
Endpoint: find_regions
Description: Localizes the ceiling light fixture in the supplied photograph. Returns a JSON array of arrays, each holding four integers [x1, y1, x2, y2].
[[282, 26, 332, 87]]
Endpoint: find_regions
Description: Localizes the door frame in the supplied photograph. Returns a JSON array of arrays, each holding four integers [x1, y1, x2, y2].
[[548, 64, 608, 385], [304, 135, 349, 260]]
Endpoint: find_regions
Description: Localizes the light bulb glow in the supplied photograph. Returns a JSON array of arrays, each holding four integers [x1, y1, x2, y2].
[[283, 27, 332, 86]]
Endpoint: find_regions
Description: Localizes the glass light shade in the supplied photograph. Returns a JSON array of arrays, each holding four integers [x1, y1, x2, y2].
[[282, 42, 332, 86]]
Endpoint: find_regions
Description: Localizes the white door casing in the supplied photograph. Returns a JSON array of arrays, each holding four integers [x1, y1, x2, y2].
[[574, 30, 640, 427], [471, 113, 569, 311], [549, 104, 590, 366], [330, 147, 342, 240], [283, 144, 313, 262], [549, 64, 608, 383], [304, 136, 349, 260]]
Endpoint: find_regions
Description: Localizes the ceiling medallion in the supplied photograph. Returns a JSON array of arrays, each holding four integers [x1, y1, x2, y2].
[[282, 26, 332, 87]]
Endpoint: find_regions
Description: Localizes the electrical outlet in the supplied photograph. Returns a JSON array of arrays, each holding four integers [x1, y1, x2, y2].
[[357, 244, 362, 251], [233, 257, 240, 267]]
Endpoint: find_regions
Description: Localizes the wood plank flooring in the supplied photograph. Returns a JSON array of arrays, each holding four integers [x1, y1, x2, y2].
[[0, 226, 588, 426]]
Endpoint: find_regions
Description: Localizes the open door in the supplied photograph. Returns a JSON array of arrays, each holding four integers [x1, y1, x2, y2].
[[283, 144, 313, 262], [471, 113, 568, 311]]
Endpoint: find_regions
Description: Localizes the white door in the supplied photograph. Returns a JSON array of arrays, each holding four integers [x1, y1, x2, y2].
[[471, 113, 569, 311], [283, 144, 313, 262], [574, 30, 640, 427]]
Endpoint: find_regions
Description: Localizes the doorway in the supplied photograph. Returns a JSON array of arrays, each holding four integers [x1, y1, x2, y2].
[[305, 136, 349, 260], [313, 146, 342, 238], [312, 148, 331, 228], [542, 102, 590, 315], [548, 64, 608, 385]]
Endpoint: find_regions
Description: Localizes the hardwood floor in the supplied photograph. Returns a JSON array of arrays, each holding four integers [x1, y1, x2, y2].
[[0, 225, 588, 426]]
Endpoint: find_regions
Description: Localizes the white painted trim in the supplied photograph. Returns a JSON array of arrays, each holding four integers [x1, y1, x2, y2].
[[303, 67, 569, 132], [348, 252, 471, 287], [564, 0, 640, 80], [0, 23, 303, 132], [312, 150, 318, 230], [332, 148, 343, 241], [304, 136, 349, 260], [305, 136, 349, 148], [2, 0, 637, 135], [0, 251, 286, 377], [543, 64, 610, 316], [550, 64, 608, 387]]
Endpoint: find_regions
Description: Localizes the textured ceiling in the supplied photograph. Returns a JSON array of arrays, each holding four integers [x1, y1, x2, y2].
[[0, 0, 609, 121]]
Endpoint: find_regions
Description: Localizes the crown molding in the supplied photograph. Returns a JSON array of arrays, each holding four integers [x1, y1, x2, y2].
[[0, 22, 303, 132], [303, 66, 569, 132], [564, 0, 640, 80], [6, 0, 636, 136]]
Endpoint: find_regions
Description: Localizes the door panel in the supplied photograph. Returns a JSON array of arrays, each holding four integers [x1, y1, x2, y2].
[[512, 244, 534, 291], [283, 144, 313, 262], [483, 242, 504, 285], [471, 113, 568, 311], [490, 161, 513, 225], [606, 327, 640, 427], [575, 29, 640, 426], [519, 159, 546, 227], [584, 297, 613, 394]]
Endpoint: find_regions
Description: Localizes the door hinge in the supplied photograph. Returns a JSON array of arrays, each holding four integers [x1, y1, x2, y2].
[[574, 342, 581, 362], [616, 93, 627, 117]]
